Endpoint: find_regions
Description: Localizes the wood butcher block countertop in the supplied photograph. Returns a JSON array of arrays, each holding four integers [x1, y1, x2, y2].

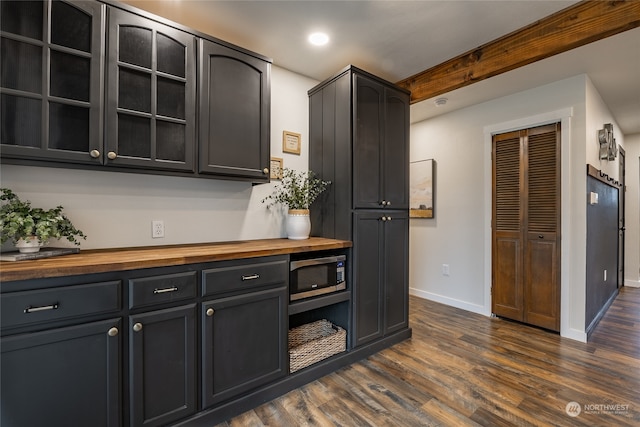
[[0, 237, 352, 282]]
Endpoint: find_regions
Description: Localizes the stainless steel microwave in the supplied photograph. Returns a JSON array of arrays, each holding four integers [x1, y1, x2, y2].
[[289, 255, 346, 301]]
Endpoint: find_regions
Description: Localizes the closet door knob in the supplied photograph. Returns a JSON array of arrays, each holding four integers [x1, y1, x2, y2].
[[133, 323, 143, 332], [108, 327, 119, 337], [107, 151, 117, 160], [90, 149, 100, 158], [206, 308, 215, 317]]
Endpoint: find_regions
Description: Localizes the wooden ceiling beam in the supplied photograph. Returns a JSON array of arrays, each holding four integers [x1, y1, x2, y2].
[[396, 0, 640, 104]]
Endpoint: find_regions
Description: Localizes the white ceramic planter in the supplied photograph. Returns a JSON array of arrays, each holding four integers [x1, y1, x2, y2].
[[286, 209, 311, 240], [15, 237, 43, 253]]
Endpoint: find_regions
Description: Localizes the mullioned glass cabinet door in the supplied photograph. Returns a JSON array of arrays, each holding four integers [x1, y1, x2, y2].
[[105, 7, 196, 172], [0, 0, 104, 164]]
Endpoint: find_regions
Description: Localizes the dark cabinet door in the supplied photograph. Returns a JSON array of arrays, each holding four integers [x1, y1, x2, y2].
[[352, 211, 384, 347], [382, 88, 410, 209], [1, 318, 121, 427], [382, 211, 409, 334], [199, 39, 271, 182], [353, 74, 409, 209], [129, 304, 196, 427], [0, 0, 104, 164], [353, 210, 408, 347], [106, 7, 196, 172], [353, 74, 385, 209], [202, 286, 287, 407]]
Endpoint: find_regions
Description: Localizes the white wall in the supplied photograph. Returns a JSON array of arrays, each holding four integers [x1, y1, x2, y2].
[[624, 133, 640, 287], [0, 66, 318, 250], [409, 75, 592, 340]]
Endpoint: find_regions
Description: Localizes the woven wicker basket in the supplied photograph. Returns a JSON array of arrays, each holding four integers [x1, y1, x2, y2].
[[288, 319, 346, 373]]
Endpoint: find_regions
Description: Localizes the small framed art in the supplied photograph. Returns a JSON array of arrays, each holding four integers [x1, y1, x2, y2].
[[283, 131, 301, 155], [270, 157, 283, 179]]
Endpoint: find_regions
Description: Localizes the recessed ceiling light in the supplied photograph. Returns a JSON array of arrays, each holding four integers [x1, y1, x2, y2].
[[308, 32, 329, 46]]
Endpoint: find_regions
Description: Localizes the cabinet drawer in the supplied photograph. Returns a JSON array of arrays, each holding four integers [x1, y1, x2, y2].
[[129, 271, 197, 309], [202, 258, 288, 297], [1, 281, 121, 329]]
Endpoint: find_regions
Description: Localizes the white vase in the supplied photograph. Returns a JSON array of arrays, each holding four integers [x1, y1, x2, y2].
[[286, 209, 311, 240], [15, 237, 43, 253]]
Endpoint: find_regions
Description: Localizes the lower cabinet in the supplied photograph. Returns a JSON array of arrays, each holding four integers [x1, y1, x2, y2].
[[353, 210, 409, 347], [201, 285, 287, 407], [129, 304, 196, 427], [1, 249, 381, 426], [1, 318, 122, 427]]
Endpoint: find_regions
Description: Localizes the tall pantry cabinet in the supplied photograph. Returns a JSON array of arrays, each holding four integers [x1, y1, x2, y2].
[[308, 66, 410, 348]]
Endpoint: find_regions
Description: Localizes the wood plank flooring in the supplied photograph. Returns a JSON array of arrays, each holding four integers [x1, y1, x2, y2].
[[215, 287, 640, 426]]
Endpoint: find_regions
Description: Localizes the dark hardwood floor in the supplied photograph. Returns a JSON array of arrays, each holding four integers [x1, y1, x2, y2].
[[215, 287, 640, 426]]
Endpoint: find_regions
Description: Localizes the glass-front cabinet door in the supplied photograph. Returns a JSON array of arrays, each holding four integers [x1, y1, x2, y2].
[[0, 0, 104, 164], [106, 7, 196, 172]]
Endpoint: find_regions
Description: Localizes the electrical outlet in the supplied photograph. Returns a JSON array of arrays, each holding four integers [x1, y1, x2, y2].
[[442, 264, 450, 276], [152, 220, 164, 238]]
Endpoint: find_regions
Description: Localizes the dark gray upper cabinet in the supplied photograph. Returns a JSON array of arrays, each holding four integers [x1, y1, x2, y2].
[[2, 1, 270, 182], [0, 0, 105, 164], [353, 74, 409, 210], [106, 7, 196, 172], [309, 66, 410, 238], [199, 39, 271, 182]]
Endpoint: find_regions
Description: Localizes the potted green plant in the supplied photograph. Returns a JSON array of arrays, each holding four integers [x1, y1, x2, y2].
[[262, 168, 330, 239], [1, 188, 86, 253]]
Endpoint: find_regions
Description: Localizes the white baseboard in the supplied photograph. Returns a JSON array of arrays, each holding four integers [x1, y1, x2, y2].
[[624, 279, 640, 288], [409, 287, 490, 316], [409, 288, 589, 342], [561, 328, 587, 343]]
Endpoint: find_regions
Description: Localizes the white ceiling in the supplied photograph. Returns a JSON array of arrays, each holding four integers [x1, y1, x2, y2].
[[126, 0, 640, 135]]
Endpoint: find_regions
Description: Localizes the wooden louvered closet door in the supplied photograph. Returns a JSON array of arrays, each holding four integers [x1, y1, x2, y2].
[[492, 123, 560, 331]]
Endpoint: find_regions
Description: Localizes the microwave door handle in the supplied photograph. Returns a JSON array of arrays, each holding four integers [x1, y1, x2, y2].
[[290, 256, 341, 270]]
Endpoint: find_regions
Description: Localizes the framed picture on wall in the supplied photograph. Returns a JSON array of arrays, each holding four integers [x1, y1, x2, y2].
[[282, 130, 301, 155], [270, 157, 283, 179], [410, 159, 434, 218]]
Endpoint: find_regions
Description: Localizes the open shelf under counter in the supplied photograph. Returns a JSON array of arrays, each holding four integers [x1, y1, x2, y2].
[[288, 290, 351, 315]]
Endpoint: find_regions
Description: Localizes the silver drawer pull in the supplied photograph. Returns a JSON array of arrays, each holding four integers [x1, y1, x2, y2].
[[153, 286, 178, 294], [24, 303, 59, 314], [241, 274, 260, 281]]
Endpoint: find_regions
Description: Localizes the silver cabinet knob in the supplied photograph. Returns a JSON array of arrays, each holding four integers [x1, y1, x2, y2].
[[90, 149, 100, 158], [386, 201, 391, 207], [381, 216, 387, 221], [387, 216, 392, 221], [107, 151, 117, 160], [263, 168, 269, 174], [133, 323, 143, 332], [108, 327, 119, 337], [206, 308, 214, 317]]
